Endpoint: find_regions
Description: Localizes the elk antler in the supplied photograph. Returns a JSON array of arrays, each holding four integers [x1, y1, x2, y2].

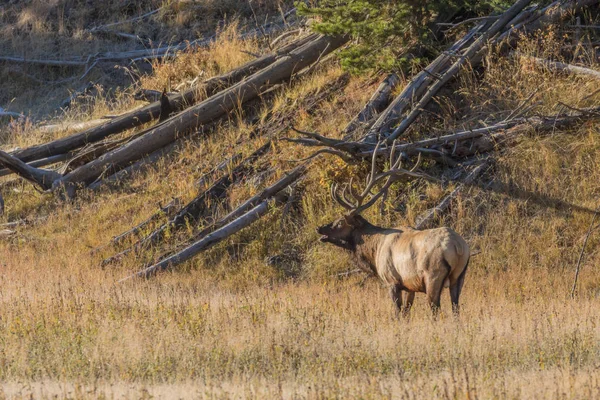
[[331, 140, 438, 215]]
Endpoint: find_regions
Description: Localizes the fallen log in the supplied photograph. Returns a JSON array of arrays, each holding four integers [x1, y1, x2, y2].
[[9, 33, 318, 164], [284, 118, 519, 159], [87, 139, 180, 190], [518, 54, 600, 80], [0, 150, 61, 191], [342, 73, 400, 138], [0, 154, 71, 178], [102, 142, 273, 265], [56, 34, 348, 195], [37, 119, 112, 135], [287, 0, 599, 159], [362, 21, 492, 143], [362, 106, 600, 158], [102, 72, 350, 263], [0, 56, 88, 67], [385, 0, 534, 143], [120, 166, 306, 280], [415, 160, 491, 229], [361, 0, 595, 145], [358, 120, 523, 158], [121, 194, 286, 280], [187, 164, 307, 245]]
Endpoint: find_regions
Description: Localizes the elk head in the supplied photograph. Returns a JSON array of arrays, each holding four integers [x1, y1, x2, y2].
[[317, 214, 367, 250], [317, 140, 433, 247]]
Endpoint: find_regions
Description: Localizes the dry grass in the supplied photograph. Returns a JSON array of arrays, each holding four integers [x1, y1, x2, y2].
[[0, 0, 291, 118], [1, 6, 600, 399]]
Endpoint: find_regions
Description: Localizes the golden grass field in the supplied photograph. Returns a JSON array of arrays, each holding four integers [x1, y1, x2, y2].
[[1, 2, 600, 399]]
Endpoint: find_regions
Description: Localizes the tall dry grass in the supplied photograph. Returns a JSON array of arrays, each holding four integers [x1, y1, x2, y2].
[[1, 11, 600, 400]]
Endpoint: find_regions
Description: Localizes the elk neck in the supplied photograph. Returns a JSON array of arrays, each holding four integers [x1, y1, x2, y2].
[[348, 220, 388, 276]]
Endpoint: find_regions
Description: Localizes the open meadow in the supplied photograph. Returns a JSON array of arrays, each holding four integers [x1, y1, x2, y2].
[[1, 1, 600, 398]]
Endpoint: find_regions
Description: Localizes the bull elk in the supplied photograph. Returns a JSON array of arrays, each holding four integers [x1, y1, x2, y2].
[[317, 143, 470, 316]]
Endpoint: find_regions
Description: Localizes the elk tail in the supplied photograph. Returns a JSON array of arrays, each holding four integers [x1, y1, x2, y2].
[[453, 240, 465, 257]]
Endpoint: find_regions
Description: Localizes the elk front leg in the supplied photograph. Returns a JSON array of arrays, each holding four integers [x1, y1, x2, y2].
[[390, 284, 403, 317], [402, 291, 415, 318]]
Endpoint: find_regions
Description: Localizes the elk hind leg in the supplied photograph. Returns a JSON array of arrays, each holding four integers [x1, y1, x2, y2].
[[426, 276, 447, 318], [450, 258, 469, 315]]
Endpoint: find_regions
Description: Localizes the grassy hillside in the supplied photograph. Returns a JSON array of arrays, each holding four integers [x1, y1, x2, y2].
[[1, 2, 600, 399]]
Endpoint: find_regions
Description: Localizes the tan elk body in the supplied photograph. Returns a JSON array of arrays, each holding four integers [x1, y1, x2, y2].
[[318, 215, 470, 315], [317, 143, 471, 315]]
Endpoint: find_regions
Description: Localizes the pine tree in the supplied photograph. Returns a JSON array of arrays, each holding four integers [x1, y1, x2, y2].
[[297, 0, 513, 73]]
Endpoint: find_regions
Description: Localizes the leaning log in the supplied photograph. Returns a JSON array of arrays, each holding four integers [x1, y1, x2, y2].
[[363, 0, 598, 144], [342, 73, 400, 138], [103, 72, 349, 264], [121, 166, 306, 280], [415, 160, 490, 229], [0, 150, 61, 191], [362, 21, 491, 143], [57, 34, 348, 195], [361, 106, 600, 158], [0, 153, 71, 178], [9, 33, 318, 164], [102, 142, 273, 265], [187, 164, 307, 245], [121, 194, 286, 280], [385, 0, 534, 143], [518, 54, 600, 81]]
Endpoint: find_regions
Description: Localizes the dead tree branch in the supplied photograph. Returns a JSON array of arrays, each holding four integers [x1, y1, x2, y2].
[[9, 33, 318, 164], [0, 150, 61, 191], [518, 54, 600, 81], [56, 34, 348, 195], [415, 160, 491, 229]]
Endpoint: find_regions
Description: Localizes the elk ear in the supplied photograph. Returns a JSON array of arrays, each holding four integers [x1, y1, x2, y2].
[[353, 215, 366, 227], [344, 214, 364, 227]]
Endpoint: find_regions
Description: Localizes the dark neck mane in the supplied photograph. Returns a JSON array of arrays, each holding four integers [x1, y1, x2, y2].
[[348, 221, 389, 276]]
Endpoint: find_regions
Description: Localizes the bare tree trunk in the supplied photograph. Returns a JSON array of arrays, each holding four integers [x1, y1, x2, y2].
[[342, 74, 400, 138], [0, 150, 61, 191], [10, 33, 318, 164], [56, 34, 348, 195], [415, 161, 490, 229], [120, 165, 306, 280]]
